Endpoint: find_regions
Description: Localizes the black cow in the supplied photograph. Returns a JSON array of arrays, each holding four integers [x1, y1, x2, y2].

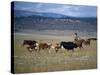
[[23, 40, 37, 46], [60, 41, 78, 51]]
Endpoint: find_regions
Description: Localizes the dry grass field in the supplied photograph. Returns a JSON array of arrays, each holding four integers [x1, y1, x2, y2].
[[14, 34, 97, 73]]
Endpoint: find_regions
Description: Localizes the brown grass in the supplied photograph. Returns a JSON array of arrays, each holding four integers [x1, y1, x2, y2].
[[14, 35, 97, 73]]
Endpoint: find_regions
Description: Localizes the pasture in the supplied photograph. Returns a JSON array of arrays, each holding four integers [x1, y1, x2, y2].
[[14, 34, 97, 73]]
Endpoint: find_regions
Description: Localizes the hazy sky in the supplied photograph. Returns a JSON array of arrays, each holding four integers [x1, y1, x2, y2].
[[14, 1, 97, 17]]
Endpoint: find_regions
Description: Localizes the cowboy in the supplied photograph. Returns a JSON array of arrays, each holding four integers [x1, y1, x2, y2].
[[74, 33, 80, 41]]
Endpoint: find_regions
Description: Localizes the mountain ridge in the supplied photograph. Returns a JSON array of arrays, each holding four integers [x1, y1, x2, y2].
[[14, 10, 97, 19]]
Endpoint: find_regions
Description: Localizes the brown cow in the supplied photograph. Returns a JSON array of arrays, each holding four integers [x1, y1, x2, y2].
[[38, 43, 52, 51]]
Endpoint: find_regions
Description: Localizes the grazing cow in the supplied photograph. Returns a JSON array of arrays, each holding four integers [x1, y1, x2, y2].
[[60, 41, 78, 51], [23, 40, 37, 47]]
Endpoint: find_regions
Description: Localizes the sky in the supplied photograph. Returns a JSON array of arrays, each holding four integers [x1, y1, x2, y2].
[[14, 1, 97, 17]]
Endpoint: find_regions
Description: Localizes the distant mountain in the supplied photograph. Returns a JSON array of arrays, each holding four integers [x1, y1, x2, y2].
[[14, 10, 97, 34], [14, 10, 97, 20], [14, 10, 67, 18]]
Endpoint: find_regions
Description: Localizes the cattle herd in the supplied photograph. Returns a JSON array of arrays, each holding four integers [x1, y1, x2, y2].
[[22, 38, 97, 53]]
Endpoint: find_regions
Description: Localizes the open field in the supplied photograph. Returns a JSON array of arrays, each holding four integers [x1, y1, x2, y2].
[[14, 34, 97, 73]]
